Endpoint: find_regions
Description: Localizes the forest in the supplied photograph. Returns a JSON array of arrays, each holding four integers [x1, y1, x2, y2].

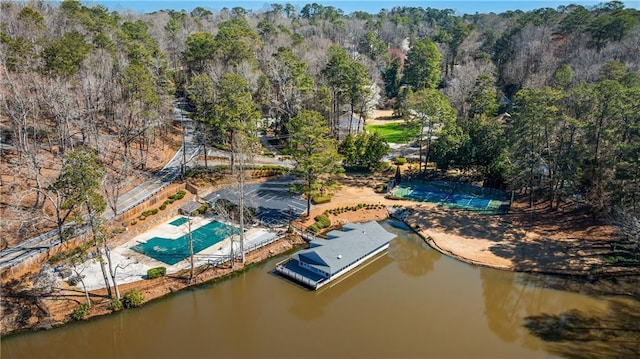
[[1, 0, 639, 248]]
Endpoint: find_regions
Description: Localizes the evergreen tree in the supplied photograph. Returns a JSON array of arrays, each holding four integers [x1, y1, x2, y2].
[[287, 110, 343, 216], [402, 37, 441, 91]]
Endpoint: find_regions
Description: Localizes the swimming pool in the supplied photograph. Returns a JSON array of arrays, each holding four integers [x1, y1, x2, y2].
[[169, 217, 189, 226], [131, 220, 240, 265]]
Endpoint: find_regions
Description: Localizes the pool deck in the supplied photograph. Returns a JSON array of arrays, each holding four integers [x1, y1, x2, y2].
[[78, 216, 282, 291]]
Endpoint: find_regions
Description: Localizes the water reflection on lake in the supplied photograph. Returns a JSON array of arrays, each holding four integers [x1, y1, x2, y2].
[[2, 220, 619, 358]]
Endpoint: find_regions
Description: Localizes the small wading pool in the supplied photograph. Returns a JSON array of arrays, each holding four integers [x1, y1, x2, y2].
[[168, 217, 189, 226], [131, 220, 240, 265]]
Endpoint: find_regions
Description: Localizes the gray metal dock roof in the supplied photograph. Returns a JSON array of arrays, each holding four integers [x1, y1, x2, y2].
[[292, 221, 396, 276]]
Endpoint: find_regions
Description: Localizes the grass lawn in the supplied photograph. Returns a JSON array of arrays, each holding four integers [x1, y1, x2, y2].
[[365, 122, 417, 143]]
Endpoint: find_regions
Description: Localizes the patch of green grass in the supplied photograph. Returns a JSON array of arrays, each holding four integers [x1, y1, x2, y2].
[[365, 122, 417, 143]]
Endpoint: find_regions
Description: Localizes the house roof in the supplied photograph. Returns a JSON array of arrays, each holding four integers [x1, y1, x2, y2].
[[338, 113, 363, 131], [293, 221, 396, 276], [179, 201, 201, 215]]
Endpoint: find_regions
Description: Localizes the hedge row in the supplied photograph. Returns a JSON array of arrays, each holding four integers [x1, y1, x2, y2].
[[168, 190, 186, 201], [187, 165, 288, 178], [136, 190, 186, 222], [325, 203, 386, 216]]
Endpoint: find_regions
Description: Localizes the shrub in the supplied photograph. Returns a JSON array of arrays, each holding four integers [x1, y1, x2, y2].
[[142, 208, 159, 217], [122, 289, 144, 308], [130, 220, 137, 226], [174, 190, 186, 200], [308, 223, 320, 233], [159, 203, 167, 210], [314, 214, 331, 229], [147, 267, 166, 279], [196, 202, 209, 214], [395, 157, 407, 165], [71, 303, 91, 320], [311, 195, 331, 204], [109, 299, 123, 312]]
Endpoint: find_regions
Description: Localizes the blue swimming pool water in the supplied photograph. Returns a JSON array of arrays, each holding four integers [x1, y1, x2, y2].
[[131, 220, 240, 265], [169, 217, 189, 226]]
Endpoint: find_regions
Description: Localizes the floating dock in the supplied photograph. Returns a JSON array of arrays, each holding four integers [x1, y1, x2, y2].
[[275, 221, 396, 290]]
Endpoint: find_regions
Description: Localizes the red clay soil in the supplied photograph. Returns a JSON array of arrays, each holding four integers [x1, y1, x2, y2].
[[406, 193, 634, 276], [0, 123, 182, 248]]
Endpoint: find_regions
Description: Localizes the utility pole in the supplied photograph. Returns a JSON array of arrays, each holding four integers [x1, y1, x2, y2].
[[238, 138, 246, 265], [181, 106, 187, 180], [188, 214, 194, 283], [288, 205, 293, 229]]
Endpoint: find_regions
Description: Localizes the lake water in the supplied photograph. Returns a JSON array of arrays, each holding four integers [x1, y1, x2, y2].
[[2, 220, 618, 358]]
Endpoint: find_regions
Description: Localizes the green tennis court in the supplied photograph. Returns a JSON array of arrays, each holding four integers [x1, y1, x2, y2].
[[390, 181, 510, 214]]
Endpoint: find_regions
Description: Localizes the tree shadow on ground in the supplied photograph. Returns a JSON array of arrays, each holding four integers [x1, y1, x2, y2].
[[406, 199, 639, 276], [408, 206, 521, 243], [489, 237, 640, 275]]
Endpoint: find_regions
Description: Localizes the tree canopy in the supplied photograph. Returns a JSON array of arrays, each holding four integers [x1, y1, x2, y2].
[[287, 110, 343, 216]]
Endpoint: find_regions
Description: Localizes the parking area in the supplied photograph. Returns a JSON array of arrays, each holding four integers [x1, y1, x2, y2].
[[203, 175, 306, 227]]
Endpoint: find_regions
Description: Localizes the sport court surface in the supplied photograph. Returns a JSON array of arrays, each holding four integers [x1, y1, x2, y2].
[[391, 180, 510, 214], [131, 219, 240, 265]]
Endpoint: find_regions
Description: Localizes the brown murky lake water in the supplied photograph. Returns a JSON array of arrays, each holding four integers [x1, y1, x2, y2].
[[2, 220, 613, 358]]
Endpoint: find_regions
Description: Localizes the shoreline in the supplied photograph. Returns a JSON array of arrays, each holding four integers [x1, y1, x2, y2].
[[402, 206, 640, 278], [3, 189, 638, 337], [0, 234, 306, 337]]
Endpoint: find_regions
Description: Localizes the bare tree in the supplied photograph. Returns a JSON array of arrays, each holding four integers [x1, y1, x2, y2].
[[69, 250, 93, 306], [501, 23, 557, 90], [2, 70, 46, 208]]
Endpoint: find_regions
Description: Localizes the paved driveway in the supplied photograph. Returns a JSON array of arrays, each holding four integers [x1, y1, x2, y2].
[[204, 176, 306, 227]]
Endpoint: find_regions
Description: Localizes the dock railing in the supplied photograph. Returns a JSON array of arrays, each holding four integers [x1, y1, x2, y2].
[[275, 258, 323, 289]]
